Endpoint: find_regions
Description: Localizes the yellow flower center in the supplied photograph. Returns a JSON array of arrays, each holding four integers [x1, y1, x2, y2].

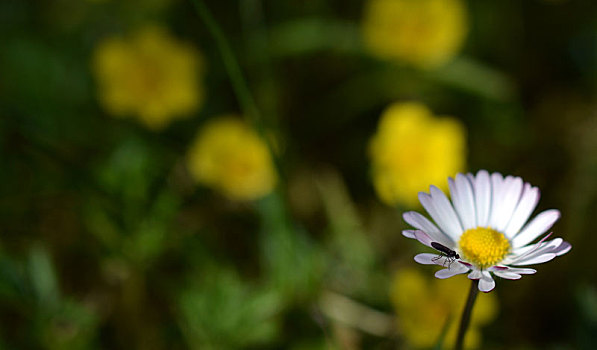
[[458, 227, 510, 269]]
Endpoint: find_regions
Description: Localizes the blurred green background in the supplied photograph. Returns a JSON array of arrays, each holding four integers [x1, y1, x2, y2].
[[0, 0, 595, 349]]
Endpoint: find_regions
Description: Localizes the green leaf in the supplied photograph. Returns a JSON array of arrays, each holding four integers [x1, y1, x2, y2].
[[178, 268, 282, 349], [28, 245, 59, 309], [258, 193, 323, 300]]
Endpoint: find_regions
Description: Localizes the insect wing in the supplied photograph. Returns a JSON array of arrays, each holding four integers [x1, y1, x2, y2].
[[431, 242, 452, 255]]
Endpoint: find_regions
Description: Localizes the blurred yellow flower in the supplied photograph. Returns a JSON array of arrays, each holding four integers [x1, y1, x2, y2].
[[368, 102, 466, 207], [186, 117, 277, 201], [390, 268, 497, 349], [362, 0, 468, 68], [93, 25, 203, 130]]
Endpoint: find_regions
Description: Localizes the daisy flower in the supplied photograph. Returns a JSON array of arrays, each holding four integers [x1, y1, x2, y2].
[[403, 170, 571, 292]]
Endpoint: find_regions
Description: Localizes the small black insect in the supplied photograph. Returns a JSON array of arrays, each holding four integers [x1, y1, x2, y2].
[[431, 242, 460, 268]]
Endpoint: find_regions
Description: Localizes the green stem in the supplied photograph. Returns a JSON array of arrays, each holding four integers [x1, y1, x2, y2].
[[190, 0, 261, 125], [455, 279, 479, 350], [189, 0, 285, 180]]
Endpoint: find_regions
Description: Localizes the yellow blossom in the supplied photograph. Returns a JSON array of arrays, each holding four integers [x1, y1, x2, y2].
[[390, 268, 497, 349], [368, 102, 466, 207], [92, 25, 203, 130], [186, 117, 277, 201], [362, 0, 468, 68]]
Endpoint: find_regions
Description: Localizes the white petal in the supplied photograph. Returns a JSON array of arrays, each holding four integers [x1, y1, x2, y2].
[[488, 265, 533, 273], [489, 266, 530, 279], [419, 186, 463, 240], [488, 173, 505, 228], [414, 253, 441, 265], [479, 271, 496, 292], [505, 267, 536, 275], [403, 211, 453, 246], [510, 238, 570, 265], [435, 263, 469, 279], [459, 261, 474, 270], [487, 265, 508, 271], [468, 269, 483, 280], [503, 233, 562, 265], [510, 245, 533, 257], [505, 233, 553, 264], [555, 242, 572, 256], [543, 238, 563, 251], [494, 177, 523, 232], [473, 170, 491, 227], [511, 210, 560, 248], [493, 270, 521, 279], [414, 230, 434, 248], [510, 253, 557, 266], [449, 174, 477, 230], [402, 230, 416, 238], [504, 184, 540, 238], [504, 240, 546, 265]]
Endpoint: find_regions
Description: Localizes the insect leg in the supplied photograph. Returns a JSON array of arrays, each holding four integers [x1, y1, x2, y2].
[[432, 252, 447, 265]]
